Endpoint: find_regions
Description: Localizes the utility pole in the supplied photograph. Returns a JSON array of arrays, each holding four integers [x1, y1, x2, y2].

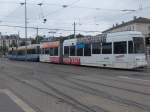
[[139, 0, 143, 10], [74, 22, 76, 38], [24, 0, 28, 60], [17, 31, 20, 47], [36, 27, 39, 44]]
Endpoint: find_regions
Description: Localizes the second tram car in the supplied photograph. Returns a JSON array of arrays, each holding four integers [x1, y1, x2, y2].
[[40, 41, 63, 63]]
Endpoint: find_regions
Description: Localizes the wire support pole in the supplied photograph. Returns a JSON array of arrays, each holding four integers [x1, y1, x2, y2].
[[25, 0, 28, 61]]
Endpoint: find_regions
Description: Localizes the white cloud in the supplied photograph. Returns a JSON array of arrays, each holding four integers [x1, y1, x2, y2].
[[0, 0, 149, 38]]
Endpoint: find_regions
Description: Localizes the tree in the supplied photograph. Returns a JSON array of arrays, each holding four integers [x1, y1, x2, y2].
[[35, 35, 44, 44], [76, 34, 84, 38], [9, 41, 17, 47], [65, 34, 84, 39], [31, 39, 36, 44]]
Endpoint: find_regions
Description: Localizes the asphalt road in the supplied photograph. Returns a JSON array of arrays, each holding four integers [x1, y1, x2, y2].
[[0, 58, 150, 112]]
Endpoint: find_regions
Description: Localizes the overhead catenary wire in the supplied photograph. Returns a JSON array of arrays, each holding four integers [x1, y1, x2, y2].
[[44, 0, 81, 17], [0, 0, 149, 36], [0, 24, 101, 33]]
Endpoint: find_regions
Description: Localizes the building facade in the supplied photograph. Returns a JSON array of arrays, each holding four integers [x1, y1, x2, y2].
[[0, 33, 33, 55], [0, 34, 33, 48]]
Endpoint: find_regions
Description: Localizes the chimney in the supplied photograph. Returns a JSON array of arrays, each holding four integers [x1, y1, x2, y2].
[[113, 24, 115, 28]]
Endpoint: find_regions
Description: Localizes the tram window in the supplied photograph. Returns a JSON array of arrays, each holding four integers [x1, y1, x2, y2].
[[27, 49, 31, 54], [102, 43, 112, 54], [54, 48, 58, 56], [8, 51, 12, 55], [77, 48, 83, 56], [28, 49, 36, 54], [114, 41, 127, 54], [64, 46, 69, 56], [133, 37, 144, 53], [45, 48, 49, 54], [12, 51, 16, 55], [50, 48, 54, 56], [18, 50, 24, 55], [70, 46, 75, 56], [32, 49, 36, 54], [37, 46, 40, 54], [92, 43, 101, 54], [128, 41, 134, 54], [84, 44, 91, 56], [41, 48, 45, 54]]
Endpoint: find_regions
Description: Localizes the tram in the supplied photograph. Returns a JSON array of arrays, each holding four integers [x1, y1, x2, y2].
[[40, 31, 147, 69], [8, 44, 40, 62], [40, 40, 63, 63]]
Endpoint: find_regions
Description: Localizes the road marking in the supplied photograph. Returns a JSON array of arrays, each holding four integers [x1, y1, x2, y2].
[[118, 76, 150, 82], [0, 89, 36, 112]]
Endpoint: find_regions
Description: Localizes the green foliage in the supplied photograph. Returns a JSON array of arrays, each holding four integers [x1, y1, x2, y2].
[[0, 46, 8, 55], [65, 34, 84, 39], [35, 35, 44, 44], [31, 39, 36, 44], [9, 42, 17, 47]]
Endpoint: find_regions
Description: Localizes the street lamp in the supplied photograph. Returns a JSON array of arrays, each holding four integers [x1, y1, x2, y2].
[[20, 0, 27, 60]]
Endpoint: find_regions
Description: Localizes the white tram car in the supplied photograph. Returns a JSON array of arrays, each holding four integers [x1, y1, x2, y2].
[[40, 31, 147, 69], [63, 31, 147, 69]]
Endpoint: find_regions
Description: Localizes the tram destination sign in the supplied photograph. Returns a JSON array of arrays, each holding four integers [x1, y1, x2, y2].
[[77, 34, 107, 44]]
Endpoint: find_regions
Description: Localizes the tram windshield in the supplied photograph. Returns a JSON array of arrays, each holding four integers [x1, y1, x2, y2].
[[133, 37, 145, 54]]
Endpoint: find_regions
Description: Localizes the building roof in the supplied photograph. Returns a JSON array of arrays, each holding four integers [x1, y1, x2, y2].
[[102, 17, 150, 33]]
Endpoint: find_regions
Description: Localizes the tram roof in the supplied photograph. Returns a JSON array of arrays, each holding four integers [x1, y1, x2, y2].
[[63, 31, 143, 44]]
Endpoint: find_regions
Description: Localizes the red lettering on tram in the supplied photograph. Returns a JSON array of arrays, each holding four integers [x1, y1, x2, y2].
[[63, 57, 80, 65]]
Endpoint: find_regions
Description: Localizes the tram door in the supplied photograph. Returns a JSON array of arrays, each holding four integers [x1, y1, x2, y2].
[[113, 41, 128, 68]]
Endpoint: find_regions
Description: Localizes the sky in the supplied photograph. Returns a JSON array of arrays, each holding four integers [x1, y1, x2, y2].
[[0, 0, 150, 38]]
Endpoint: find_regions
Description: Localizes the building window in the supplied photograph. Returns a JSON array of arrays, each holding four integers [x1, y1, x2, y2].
[[114, 41, 127, 54], [132, 26, 135, 31]]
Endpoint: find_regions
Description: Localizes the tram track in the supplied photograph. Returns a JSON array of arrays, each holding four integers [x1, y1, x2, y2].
[[72, 78, 150, 97], [94, 76, 150, 88], [1, 60, 150, 111], [5, 61, 150, 97], [33, 76, 108, 112], [4, 73, 109, 112], [41, 77, 150, 112], [3, 61, 150, 97]]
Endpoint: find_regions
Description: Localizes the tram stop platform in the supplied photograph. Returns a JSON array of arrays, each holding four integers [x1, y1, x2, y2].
[[0, 89, 35, 112]]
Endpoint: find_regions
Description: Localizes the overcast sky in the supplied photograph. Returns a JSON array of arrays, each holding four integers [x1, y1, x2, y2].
[[0, 0, 150, 38]]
